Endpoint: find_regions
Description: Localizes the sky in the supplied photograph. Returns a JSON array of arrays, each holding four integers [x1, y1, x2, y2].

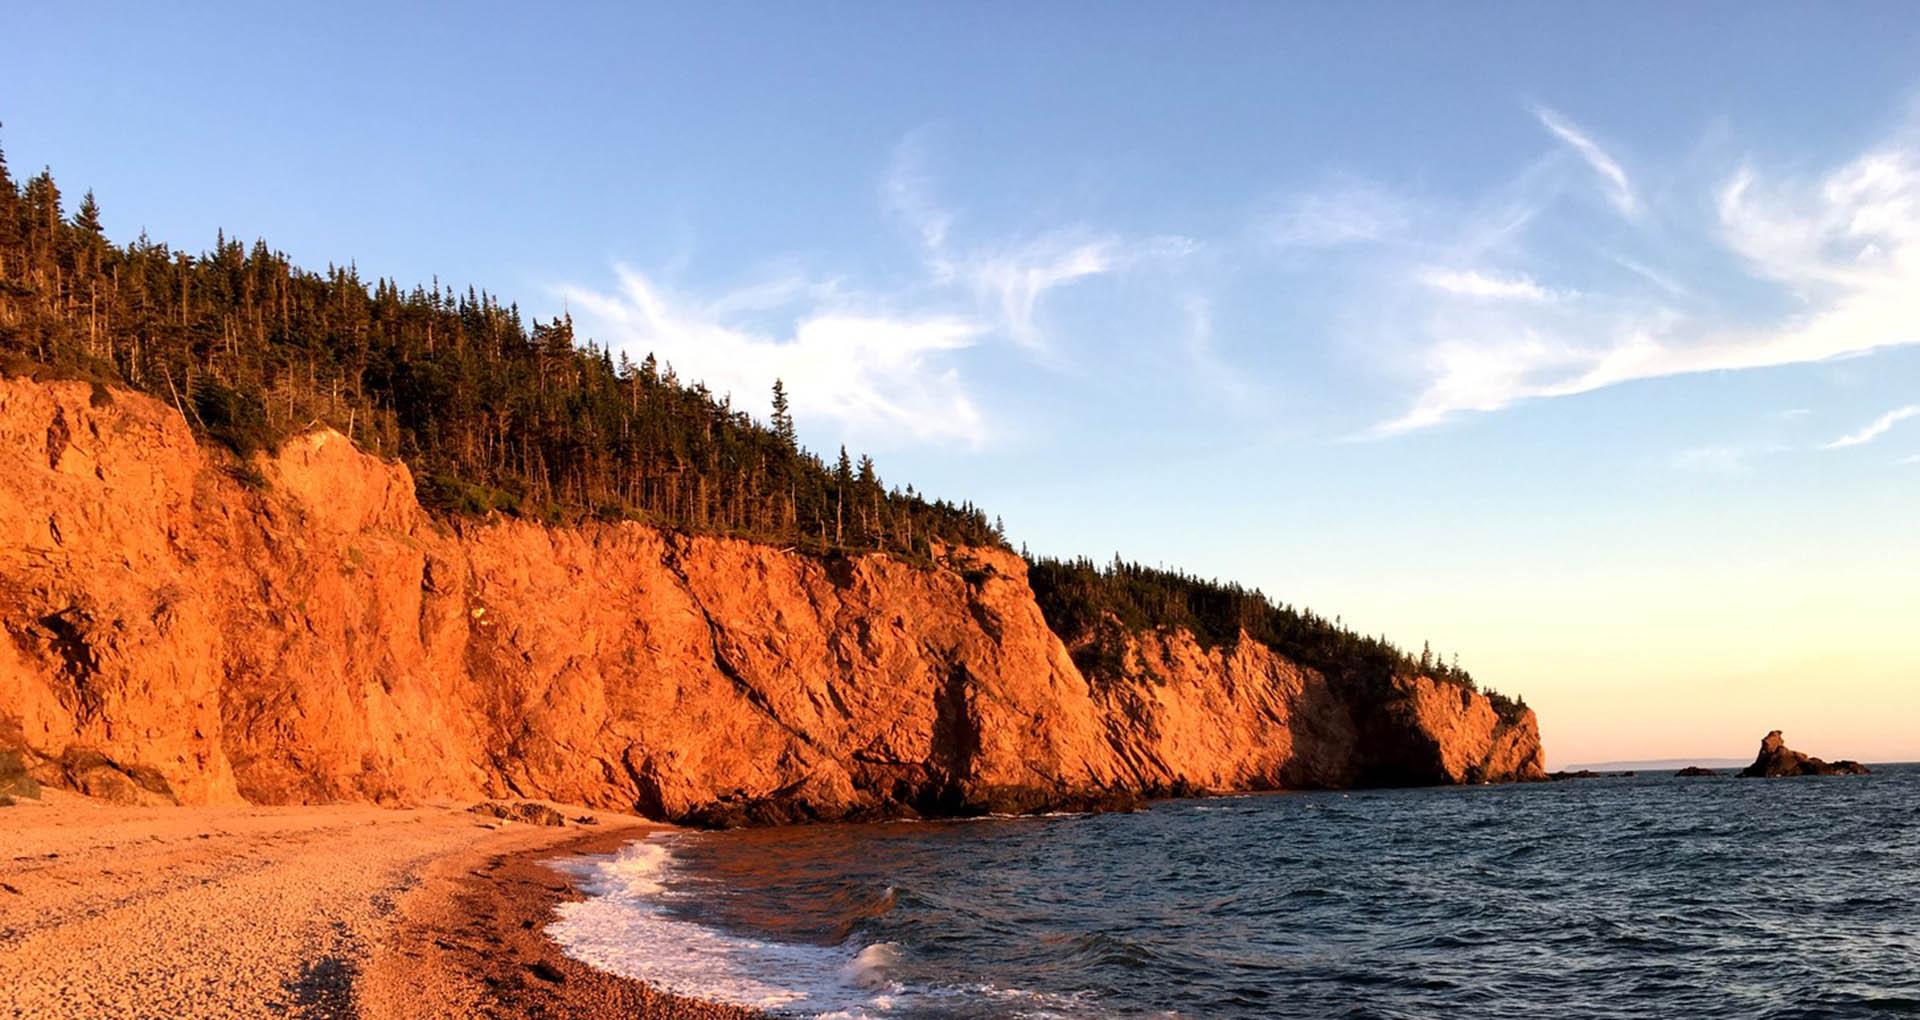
[[5, 3, 1917, 768]]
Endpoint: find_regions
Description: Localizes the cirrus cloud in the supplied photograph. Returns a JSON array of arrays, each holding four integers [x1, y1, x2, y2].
[[1825, 404, 1920, 449], [1371, 120, 1920, 436], [1417, 267, 1558, 302], [562, 133, 1200, 450]]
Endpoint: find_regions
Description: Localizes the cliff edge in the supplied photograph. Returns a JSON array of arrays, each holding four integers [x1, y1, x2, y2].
[[0, 378, 1545, 820]]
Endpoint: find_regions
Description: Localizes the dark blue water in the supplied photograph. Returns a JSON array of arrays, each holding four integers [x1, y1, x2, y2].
[[549, 765, 1920, 1019]]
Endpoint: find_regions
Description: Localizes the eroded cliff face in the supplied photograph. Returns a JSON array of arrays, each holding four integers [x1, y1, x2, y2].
[[1068, 628, 1544, 794], [0, 378, 1544, 820]]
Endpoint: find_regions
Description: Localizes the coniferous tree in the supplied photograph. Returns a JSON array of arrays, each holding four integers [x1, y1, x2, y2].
[[0, 159, 1007, 557], [72, 190, 102, 235], [1025, 554, 1511, 719], [770, 378, 795, 448]]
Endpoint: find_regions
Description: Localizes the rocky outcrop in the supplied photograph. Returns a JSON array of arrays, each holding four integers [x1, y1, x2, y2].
[[0, 748, 38, 800], [0, 378, 1546, 821], [468, 801, 570, 827], [1738, 731, 1869, 778], [1675, 766, 1718, 777], [1067, 626, 1543, 792]]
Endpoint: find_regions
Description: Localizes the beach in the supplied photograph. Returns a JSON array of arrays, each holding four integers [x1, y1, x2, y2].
[[0, 792, 756, 1020]]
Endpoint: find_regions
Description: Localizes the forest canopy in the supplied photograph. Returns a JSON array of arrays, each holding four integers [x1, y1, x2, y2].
[[0, 151, 1000, 554], [0, 144, 1512, 712], [1027, 555, 1528, 722]]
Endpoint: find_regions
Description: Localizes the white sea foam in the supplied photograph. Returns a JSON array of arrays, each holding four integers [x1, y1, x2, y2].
[[843, 941, 903, 989], [545, 835, 1099, 1019], [544, 836, 901, 1018]]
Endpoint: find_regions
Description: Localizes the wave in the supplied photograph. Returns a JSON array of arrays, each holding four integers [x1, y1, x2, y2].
[[544, 836, 1087, 1020], [543, 767, 1920, 1019], [546, 836, 899, 1017]]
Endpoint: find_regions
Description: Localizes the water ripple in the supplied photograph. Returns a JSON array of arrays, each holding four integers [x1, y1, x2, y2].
[[553, 764, 1920, 1019]]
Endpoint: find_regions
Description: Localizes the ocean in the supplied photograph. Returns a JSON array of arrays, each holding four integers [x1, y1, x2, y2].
[[546, 764, 1920, 1019]]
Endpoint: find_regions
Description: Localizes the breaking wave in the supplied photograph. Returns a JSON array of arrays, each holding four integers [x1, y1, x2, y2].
[[547, 767, 1920, 1018]]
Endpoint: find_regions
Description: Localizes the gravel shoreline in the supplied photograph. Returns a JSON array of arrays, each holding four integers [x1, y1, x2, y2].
[[358, 823, 768, 1020], [0, 792, 759, 1020]]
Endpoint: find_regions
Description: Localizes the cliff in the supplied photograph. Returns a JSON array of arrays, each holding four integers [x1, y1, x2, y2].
[[0, 377, 1545, 821]]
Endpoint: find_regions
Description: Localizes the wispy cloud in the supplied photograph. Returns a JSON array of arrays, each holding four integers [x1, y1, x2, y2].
[[947, 233, 1129, 353], [1181, 298, 1265, 411], [1418, 267, 1557, 302], [884, 138, 1195, 356], [1610, 254, 1691, 299], [1825, 404, 1920, 448], [562, 134, 1201, 449], [1533, 105, 1639, 218], [1374, 128, 1920, 435], [882, 131, 955, 251], [1262, 180, 1412, 248], [563, 267, 987, 447]]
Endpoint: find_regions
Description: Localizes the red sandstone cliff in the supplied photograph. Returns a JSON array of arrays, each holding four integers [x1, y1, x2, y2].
[[0, 378, 1544, 819]]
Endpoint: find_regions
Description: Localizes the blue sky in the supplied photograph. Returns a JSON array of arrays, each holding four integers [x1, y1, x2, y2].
[[6, 3, 1919, 765]]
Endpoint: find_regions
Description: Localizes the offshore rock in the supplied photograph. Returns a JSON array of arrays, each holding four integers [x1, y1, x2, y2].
[[0, 378, 1546, 823], [1738, 730, 1870, 778]]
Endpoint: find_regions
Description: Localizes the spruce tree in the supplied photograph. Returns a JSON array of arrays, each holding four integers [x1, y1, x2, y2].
[[770, 378, 796, 448], [72, 191, 102, 235], [0, 124, 14, 199]]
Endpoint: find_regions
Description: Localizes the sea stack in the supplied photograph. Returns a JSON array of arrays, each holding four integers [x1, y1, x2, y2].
[[1738, 730, 1870, 778]]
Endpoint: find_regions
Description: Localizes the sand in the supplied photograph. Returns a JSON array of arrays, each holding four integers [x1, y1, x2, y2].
[[358, 825, 766, 1020], [0, 792, 758, 1020]]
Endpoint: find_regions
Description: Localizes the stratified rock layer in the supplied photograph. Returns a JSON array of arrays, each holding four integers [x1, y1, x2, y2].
[[0, 378, 1545, 821], [1738, 730, 1869, 778]]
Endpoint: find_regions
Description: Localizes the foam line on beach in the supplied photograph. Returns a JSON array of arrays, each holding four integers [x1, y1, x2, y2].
[[545, 836, 902, 1018]]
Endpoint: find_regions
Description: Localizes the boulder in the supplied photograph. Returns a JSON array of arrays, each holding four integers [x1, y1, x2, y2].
[[1674, 766, 1717, 777], [43, 748, 176, 805], [0, 750, 41, 800], [468, 801, 568, 827]]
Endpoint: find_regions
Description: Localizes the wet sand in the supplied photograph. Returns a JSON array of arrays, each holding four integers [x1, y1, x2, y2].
[[359, 824, 765, 1020], [0, 792, 759, 1020]]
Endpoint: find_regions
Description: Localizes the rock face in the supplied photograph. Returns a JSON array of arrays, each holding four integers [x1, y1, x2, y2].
[[0, 748, 38, 800], [1738, 731, 1869, 778], [0, 378, 1546, 821], [1067, 627, 1543, 791]]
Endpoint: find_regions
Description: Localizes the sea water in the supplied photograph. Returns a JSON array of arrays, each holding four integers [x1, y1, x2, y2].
[[546, 764, 1920, 1018]]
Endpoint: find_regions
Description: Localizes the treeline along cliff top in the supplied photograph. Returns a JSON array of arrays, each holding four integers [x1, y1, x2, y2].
[[0, 145, 1524, 719]]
